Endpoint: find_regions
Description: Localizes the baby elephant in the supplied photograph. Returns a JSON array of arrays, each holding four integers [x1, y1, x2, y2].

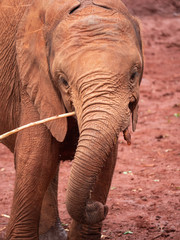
[[0, 0, 143, 239]]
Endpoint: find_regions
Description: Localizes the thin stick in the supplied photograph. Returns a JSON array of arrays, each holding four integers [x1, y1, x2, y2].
[[0, 112, 75, 141], [0, 227, 6, 232], [1, 214, 10, 219]]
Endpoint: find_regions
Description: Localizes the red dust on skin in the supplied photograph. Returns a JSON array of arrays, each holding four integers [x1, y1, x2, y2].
[[0, 0, 180, 239]]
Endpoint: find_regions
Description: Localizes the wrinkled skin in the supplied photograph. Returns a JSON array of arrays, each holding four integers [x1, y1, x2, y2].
[[0, 0, 143, 239]]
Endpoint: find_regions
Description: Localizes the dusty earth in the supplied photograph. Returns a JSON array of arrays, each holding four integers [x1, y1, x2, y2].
[[0, 0, 180, 239]]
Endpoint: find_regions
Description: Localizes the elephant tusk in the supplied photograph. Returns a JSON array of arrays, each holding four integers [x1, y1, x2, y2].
[[123, 128, 131, 145], [0, 112, 76, 141]]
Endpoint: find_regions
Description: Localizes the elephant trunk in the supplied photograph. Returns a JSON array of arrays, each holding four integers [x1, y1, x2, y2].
[[66, 94, 130, 224]]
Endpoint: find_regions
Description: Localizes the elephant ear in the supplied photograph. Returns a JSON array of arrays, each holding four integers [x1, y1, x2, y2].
[[16, 0, 80, 142], [132, 103, 139, 132], [131, 18, 144, 132]]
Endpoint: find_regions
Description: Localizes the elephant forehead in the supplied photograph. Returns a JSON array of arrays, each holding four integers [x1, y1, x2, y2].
[[54, 12, 135, 50], [74, 48, 138, 71], [52, 8, 141, 76], [54, 18, 137, 65], [78, 15, 101, 25], [74, 13, 132, 34]]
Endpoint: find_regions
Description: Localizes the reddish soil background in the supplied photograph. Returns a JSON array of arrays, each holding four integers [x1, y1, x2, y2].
[[0, 0, 180, 239]]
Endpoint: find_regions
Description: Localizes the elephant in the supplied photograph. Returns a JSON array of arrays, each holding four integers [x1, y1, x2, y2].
[[0, 0, 143, 239]]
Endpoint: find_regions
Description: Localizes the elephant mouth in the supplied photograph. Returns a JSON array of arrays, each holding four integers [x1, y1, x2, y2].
[[123, 128, 131, 145]]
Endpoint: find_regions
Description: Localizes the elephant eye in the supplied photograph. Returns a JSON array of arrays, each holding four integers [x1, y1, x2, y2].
[[130, 72, 137, 81], [59, 76, 69, 88], [62, 78, 69, 87]]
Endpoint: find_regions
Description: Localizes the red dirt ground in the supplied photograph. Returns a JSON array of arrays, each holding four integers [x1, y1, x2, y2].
[[0, 0, 180, 239]]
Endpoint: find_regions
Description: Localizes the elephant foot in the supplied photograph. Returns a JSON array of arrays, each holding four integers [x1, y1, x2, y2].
[[39, 219, 67, 240]]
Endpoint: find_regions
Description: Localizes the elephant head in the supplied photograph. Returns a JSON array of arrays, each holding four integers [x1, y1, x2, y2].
[[16, 0, 143, 226]]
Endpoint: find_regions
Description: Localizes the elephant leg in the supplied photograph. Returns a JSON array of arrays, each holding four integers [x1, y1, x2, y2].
[[39, 167, 67, 240], [68, 144, 118, 240], [6, 99, 61, 239]]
